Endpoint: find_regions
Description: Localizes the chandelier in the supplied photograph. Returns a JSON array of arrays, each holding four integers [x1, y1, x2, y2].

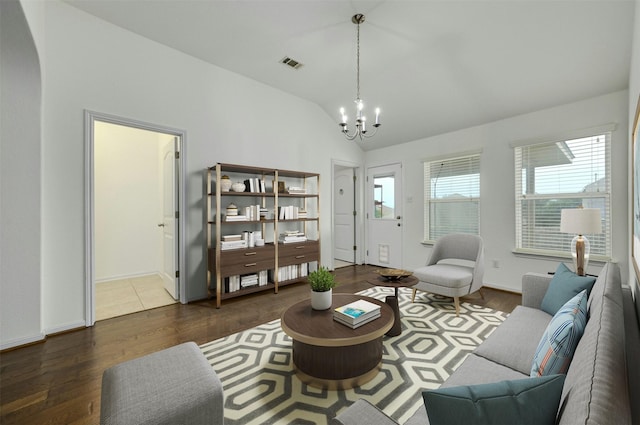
[[339, 14, 381, 141]]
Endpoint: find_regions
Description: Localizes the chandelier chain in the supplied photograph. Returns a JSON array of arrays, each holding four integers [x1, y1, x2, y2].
[[356, 19, 360, 100]]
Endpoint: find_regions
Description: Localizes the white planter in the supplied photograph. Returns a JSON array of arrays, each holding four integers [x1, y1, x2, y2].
[[310, 288, 332, 310]]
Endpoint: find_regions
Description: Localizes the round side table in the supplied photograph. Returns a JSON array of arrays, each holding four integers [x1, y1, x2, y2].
[[365, 273, 417, 337]]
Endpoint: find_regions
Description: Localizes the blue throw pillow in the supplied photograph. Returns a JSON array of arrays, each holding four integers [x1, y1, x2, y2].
[[540, 263, 596, 315], [422, 374, 565, 425], [531, 290, 588, 377]]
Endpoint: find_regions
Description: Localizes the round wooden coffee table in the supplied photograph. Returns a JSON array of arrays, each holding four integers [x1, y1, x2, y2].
[[281, 294, 393, 389], [365, 272, 418, 337]]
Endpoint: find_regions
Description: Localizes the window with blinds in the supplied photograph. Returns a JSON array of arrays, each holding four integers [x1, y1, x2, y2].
[[423, 153, 480, 242], [514, 133, 611, 258]]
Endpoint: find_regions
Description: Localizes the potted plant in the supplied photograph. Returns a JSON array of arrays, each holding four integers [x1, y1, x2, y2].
[[308, 266, 337, 310]]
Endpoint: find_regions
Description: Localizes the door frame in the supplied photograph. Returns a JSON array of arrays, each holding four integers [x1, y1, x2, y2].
[[331, 159, 364, 268], [84, 110, 187, 326]]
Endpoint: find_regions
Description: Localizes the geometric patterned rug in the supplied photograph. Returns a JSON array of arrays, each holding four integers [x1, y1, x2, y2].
[[200, 287, 508, 425]]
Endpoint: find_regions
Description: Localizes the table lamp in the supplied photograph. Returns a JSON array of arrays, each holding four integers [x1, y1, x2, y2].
[[560, 208, 602, 276]]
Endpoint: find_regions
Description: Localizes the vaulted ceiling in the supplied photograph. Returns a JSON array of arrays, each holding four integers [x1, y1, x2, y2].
[[64, 0, 635, 151]]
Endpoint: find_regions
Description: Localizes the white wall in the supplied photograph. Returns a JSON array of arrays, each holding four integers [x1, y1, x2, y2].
[[13, 0, 363, 341], [366, 90, 629, 293], [0, 0, 43, 349], [94, 122, 170, 281]]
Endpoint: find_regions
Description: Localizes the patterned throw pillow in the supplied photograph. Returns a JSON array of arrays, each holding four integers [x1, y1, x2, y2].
[[540, 263, 596, 315], [531, 290, 588, 377]]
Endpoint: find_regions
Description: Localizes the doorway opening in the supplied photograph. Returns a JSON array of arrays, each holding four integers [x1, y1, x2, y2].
[[85, 111, 186, 325], [332, 160, 362, 269]]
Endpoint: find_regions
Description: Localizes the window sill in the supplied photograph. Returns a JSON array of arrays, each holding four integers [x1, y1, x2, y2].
[[511, 249, 610, 265]]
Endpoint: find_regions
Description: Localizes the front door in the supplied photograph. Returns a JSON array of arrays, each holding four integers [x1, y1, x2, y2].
[[161, 138, 179, 299], [366, 163, 403, 268]]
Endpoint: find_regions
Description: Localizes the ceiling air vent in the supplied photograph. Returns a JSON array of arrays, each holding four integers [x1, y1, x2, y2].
[[280, 57, 303, 70]]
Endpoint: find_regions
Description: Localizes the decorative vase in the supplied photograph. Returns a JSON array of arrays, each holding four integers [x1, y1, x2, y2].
[[231, 182, 246, 192], [220, 176, 232, 192], [310, 288, 332, 310]]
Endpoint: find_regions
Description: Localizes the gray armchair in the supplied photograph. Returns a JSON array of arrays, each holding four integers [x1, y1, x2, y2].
[[411, 233, 485, 316]]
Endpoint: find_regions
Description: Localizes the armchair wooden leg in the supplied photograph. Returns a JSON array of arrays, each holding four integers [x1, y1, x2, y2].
[[454, 297, 460, 316], [478, 288, 485, 300], [411, 288, 417, 303]]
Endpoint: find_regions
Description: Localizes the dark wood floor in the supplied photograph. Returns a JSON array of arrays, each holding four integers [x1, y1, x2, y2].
[[0, 264, 520, 425]]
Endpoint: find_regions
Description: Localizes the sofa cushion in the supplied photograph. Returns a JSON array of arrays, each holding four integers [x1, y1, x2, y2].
[[531, 290, 588, 377], [473, 305, 551, 375], [412, 264, 473, 289], [540, 263, 596, 315], [422, 374, 565, 425]]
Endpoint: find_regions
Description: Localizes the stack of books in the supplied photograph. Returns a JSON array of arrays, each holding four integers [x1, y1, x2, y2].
[[241, 274, 258, 288], [224, 214, 247, 222], [279, 231, 307, 244], [221, 234, 248, 250], [334, 299, 381, 329], [287, 186, 307, 194]]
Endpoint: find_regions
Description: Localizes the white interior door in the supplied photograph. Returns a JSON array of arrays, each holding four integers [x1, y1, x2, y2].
[[366, 163, 403, 268], [161, 138, 179, 299], [334, 167, 355, 263]]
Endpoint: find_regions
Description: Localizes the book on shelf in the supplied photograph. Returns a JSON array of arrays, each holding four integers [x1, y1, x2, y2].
[[225, 275, 240, 293], [243, 204, 262, 221], [333, 311, 381, 329], [287, 186, 307, 194], [224, 215, 247, 222], [222, 234, 242, 241], [270, 263, 308, 282], [334, 299, 381, 326], [278, 205, 307, 220], [243, 178, 267, 193], [241, 274, 258, 288], [279, 231, 307, 244], [220, 240, 248, 250]]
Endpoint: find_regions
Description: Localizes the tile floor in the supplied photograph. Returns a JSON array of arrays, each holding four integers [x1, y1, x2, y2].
[[96, 274, 177, 321]]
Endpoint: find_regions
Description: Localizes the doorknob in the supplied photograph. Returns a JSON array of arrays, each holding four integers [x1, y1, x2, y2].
[[157, 223, 165, 227]]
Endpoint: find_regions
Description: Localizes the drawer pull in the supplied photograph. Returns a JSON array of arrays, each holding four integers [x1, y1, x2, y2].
[[295, 246, 305, 249], [295, 255, 305, 259], [244, 252, 257, 256], [244, 263, 257, 267]]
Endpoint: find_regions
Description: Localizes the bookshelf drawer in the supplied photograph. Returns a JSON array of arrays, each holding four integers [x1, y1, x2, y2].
[[221, 259, 275, 278], [220, 245, 275, 265], [279, 251, 319, 267], [278, 240, 319, 257]]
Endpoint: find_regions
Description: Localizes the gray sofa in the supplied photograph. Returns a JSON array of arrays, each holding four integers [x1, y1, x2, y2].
[[334, 262, 640, 425]]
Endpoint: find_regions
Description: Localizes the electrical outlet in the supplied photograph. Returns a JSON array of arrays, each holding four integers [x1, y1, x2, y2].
[[492, 259, 500, 268]]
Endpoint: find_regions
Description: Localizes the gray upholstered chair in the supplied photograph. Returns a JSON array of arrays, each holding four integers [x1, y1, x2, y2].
[[411, 233, 485, 316]]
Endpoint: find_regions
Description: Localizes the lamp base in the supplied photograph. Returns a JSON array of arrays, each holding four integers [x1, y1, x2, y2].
[[571, 235, 590, 276]]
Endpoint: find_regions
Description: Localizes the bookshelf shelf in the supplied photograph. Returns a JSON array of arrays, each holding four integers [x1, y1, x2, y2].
[[206, 163, 320, 308]]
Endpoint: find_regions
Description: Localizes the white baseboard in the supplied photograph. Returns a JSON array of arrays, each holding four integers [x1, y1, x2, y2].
[[44, 320, 86, 336], [1, 332, 45, 351], [96, 271, 161, 284], [483, 282, 522, 294]]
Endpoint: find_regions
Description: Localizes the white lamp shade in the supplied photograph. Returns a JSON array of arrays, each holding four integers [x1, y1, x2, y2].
[[560, 208, 602, 235]]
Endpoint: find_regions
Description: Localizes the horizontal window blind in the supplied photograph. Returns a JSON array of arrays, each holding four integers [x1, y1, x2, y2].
[[424, 154, 480, 242], [514, 133, 611, 257]]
